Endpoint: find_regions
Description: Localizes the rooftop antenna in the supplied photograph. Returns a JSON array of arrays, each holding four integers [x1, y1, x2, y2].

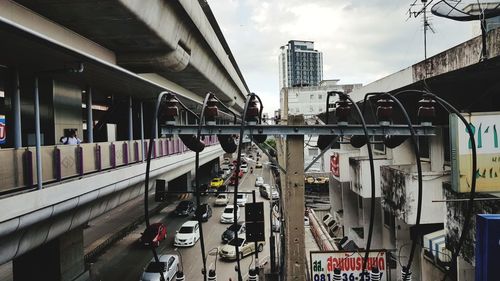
[[408, 0, 437, 90], [431, 0, 500, 61]]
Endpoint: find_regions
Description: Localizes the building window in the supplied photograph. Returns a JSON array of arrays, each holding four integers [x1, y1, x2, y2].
[[308, 148, 318, 157], [373, 135, 386, 154], [383, 209, 395, 229], [310, 94, 314, 100], [443, 126, 450, 163], [418, 136, 430, 159], [318, 94, 323, 99]]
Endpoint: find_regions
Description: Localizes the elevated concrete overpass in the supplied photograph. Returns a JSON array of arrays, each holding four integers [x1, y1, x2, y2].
[[0, 1, 249, 280]]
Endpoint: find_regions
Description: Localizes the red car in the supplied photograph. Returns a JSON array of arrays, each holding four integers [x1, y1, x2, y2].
[[139, 223, 167, 247]]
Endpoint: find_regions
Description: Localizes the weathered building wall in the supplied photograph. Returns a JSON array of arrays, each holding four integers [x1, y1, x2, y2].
[[443, 182, 500, 264], [413, 28, 500, 81], [381, 166, 410, 222]]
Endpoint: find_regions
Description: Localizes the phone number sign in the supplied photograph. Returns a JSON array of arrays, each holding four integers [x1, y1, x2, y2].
[[310, 250, 387, 281]]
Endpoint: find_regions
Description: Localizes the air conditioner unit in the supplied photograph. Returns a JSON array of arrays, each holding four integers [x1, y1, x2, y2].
[[322, 213, 334, 227]]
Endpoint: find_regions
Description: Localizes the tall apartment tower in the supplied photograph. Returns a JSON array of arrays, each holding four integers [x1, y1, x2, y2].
[[279, 40, 323, 89]]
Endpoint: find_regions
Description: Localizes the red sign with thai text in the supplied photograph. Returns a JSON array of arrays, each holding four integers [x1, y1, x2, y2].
[[330, 153, 339, 177]]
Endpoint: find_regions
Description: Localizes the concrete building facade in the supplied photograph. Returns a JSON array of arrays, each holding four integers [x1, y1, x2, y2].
[[323, 27, 500, 281], [279, 40, 323, 89]]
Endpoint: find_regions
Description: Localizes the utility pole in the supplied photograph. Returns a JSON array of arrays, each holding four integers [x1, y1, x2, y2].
[[278, 114, 306, 280]]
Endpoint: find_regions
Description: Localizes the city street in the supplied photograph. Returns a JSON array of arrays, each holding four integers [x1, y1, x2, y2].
[[90, 150, 277, 281]]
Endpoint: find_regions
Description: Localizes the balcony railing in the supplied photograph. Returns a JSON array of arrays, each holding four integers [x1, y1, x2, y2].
[[0, 136, 219, 194]]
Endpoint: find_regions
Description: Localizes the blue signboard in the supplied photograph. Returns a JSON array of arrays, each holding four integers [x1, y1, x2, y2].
[[476, 214, 500, 281], [0, 115, 5, 144]]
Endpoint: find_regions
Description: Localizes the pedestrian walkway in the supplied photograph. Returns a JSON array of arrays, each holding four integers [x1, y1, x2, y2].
[[0, 192, 171, 281]]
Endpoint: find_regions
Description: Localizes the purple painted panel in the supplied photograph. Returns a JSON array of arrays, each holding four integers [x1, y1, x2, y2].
[[54, 148, 61, 181], [77, 146, 84, 176], [110, 143, 116, 168], [134, 142, 139, 162], [158, 140, 163, 157], [123, 142, 129, 165], [152, 140, 156, 158], [95, 144, 102, 171], [23, 150, 33, 187]]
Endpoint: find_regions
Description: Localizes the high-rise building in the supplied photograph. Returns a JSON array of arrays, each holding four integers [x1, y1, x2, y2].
[[279, 40, 323, 89]]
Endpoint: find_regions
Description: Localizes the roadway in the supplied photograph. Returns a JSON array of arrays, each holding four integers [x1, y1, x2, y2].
[[89, 149, 277, 281]]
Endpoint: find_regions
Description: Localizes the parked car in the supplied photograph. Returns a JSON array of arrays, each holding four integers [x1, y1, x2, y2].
[[194, 203, 213, 222], [174, 221, 200, 247], [221, 222, 246, 243], [255, 162, 262, 168], [140, 255, 179, 281], [228, 163, 235, 170], [210, 178, 224, 189], [174, 200, 196, 216], [236, 194, 248, 206], [139, 223, 167, 247], [240, 164, 248, 173], [215, 194, 230, 206], [218, 235, 265, 260], [255, 176, 264, 187], [220, 204, 240, 223]]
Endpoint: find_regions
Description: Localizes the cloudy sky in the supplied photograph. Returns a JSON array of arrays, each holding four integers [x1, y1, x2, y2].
[[208, 0, 476, 115]]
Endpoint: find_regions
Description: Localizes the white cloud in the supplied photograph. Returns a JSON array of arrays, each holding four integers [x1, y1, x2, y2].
[[208, 0, 474, 115]]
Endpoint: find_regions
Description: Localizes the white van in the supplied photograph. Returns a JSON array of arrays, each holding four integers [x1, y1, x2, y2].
[[240, 164, 248, 173]]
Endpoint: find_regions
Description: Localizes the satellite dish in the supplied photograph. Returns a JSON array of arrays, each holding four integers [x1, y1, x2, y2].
[[431, 1, 500, 60], [431, 1, 500, 21]]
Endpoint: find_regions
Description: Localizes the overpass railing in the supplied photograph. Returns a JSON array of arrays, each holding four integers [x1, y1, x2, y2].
[[0, 136, 219, 194]]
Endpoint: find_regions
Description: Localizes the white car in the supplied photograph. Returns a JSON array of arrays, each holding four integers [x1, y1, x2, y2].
[[174, 221, 200, 247], [140, 254, 179, 281], [255, 176, 264, 187], [236, 194, 248, 206], [265, 185, 279, 200], [240, 164, 248, 173], [218, 235, 265, 260], [220, 204, 240, 223], [214, 194, 229, 206]]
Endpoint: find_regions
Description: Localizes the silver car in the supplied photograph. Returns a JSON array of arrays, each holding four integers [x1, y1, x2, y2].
[[140, 254, 179, 281]]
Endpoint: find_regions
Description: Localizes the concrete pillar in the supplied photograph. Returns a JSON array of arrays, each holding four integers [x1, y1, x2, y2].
[[86, 87, 93, 143], [13, 227, 87, 281], [34, 77, 42, 190], [11, 69, 22, 148], [140, 102, 144, 162], [128, 96, 133, 141]]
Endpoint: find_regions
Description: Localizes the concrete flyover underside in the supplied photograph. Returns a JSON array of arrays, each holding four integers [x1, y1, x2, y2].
[[0, 145, 223, 264], [13, 0, 248, 111]]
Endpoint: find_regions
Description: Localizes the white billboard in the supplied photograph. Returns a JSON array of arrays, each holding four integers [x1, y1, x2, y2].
[[310, 250, 387, 281], [450, 112, 500, 192]]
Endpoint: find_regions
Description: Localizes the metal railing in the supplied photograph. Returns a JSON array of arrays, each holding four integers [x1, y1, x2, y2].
[[0, 136, 219, 194]]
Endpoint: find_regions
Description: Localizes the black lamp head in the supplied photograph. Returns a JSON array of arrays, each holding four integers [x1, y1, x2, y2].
[[217, 134, 237, 153], [350, 135, 367, 148], [179, 134, 205, 153], [317, 135, 337, 150]]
